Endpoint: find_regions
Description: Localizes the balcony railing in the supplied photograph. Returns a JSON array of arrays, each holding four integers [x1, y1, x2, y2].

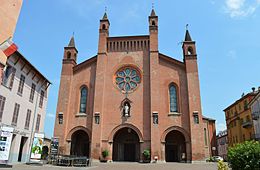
[[252, 111, 260, 120], [252, 113, 259, 120], [242, 121, 253, 128]]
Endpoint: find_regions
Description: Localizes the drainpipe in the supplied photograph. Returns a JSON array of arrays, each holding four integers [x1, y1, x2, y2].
[[27, 80, 46, 163]]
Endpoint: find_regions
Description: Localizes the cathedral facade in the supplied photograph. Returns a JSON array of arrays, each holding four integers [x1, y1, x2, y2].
[[54, 10, 216, 162]]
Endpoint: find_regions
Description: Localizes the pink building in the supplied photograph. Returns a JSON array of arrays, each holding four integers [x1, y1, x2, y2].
[[217, 130, 228, 161]]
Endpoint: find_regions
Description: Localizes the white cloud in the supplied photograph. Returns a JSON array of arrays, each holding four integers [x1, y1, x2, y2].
[[224, 0, 260, 18], [216, 123, 226, 133], [47, 113, 56, 118]]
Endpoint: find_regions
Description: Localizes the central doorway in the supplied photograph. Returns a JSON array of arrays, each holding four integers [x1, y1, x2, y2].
[[18, 136, 28, 162], [165, 130, 186, 162], [112, 127, 140, 162], [70, 130, 90, 157]]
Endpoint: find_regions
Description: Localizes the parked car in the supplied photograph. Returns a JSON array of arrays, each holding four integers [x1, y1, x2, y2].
[[212, 156, 224, 162], [206, 156, 224, 162]]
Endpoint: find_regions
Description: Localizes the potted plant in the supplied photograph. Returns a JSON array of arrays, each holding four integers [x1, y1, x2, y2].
[[142, 149, 150, 163], [100, 149, 109, 163]]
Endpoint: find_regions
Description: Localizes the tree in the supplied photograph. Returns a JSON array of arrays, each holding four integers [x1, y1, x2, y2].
[[227, 140, 260, 170]]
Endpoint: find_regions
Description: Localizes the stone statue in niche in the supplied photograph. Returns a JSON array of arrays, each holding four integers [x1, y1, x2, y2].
[[123, 102, 130, 117]]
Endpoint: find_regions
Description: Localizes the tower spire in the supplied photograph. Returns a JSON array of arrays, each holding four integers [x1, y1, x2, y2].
[[184, 24, 192, 41], [150, 9, 156, 17], [102, 7, 108, 20], [68, 35, 75, 47]]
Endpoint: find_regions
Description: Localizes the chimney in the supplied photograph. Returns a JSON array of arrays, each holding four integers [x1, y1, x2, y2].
[[252, 87, 256, 92]]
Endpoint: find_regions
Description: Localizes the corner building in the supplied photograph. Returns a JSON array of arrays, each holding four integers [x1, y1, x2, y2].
[[54, 10, 214, 162]]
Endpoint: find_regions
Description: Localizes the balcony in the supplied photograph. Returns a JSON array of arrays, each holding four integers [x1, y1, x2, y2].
[[252, 111, 260, 120], [242, 121, 253, 128]]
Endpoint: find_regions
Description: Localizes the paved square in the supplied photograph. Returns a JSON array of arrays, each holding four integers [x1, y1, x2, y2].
[[8, 162, 218, 170]]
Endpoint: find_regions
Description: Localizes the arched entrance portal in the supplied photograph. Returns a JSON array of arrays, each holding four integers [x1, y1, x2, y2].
[[165, 130, 186, 162], [70, 130, 90, 157], [112, 127, 140, 162]]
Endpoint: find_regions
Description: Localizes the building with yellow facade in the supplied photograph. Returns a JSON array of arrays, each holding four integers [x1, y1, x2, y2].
[[224, 88, 259, 146]]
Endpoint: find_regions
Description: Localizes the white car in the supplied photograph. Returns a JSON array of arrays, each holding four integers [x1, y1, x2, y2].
[[213, 156, 224, 162]]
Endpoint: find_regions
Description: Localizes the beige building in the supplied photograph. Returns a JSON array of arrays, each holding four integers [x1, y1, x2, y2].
[[0, 0, 23, 82], [248, 90, 260, 141], [0, 50, 50, 163]]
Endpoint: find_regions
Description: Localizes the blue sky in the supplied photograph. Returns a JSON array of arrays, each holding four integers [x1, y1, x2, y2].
[[13, 0, 260, 138]]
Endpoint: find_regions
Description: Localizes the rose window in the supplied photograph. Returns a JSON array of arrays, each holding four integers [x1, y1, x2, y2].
[[115, 67, 141, 93]]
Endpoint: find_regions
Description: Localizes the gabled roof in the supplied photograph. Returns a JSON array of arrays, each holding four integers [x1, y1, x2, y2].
[[14, 51, 51, 86], [223, 91, 258, 111], [203, 116, 216, 122], [73, 55, 97, 73], [159, 53, 185, 68]]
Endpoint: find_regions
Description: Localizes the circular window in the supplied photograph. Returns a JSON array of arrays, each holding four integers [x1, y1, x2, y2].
[[115, 67, 141, 93]]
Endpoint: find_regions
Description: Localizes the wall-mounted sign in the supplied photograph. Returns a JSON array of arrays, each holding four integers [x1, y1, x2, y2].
[[50, 138, 59, 156], [30, 133, 44, 160], [0, 126, 14, 163]]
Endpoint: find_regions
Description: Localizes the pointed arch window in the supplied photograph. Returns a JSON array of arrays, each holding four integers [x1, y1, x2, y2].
[[169, 84, 178, 112], [79, 86, 88, 113]]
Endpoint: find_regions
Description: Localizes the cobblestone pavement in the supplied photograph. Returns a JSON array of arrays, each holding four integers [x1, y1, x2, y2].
[[5, 162, 218, 170]]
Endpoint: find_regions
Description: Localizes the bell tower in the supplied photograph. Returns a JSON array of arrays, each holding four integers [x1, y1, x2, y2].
[[63, 36, 78, 63], [183, 29, 197, 59], [91, 12, 110, 160], [183, 28, 205, 161], [149, 9, 158, 52], [54, 35, 78, 153], [149, 8, 161, 162], [98, 12, 110, 54]]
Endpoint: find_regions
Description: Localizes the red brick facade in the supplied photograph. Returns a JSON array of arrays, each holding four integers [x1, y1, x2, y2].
[[54, 10, 214, 162]]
